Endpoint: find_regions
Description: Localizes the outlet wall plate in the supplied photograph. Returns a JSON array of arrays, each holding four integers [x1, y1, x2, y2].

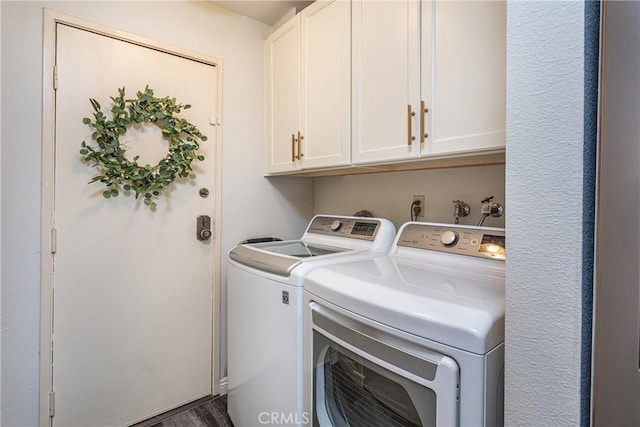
[[412, 195, 425, 217]]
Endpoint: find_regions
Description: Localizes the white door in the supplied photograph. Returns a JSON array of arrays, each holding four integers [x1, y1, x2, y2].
[[265, 16, 301, 174], [299, 0, 351, 169], [424, 0, 506, 156], [351, 0, 420, 164], [51, 23, 217, 426]]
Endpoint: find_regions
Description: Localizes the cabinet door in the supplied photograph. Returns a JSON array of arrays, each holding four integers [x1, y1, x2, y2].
[[265, 16, 301, 174], [423, 0, 506, 156], [300, 0, 351, 169], [352, 0, 421, 164]]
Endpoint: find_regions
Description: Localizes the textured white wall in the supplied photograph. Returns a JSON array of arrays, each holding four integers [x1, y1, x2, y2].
[[314, 165, 505, 229], [0, 2, 313, 425], [506, 1, 586, 425]]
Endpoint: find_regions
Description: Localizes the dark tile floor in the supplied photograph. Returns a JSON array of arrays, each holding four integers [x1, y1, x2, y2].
[[144, 396, 233, 427]]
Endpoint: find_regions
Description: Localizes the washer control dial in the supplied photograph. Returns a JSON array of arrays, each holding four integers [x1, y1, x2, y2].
[[330, 220, 343, 231], [440, 230, 459, 247]]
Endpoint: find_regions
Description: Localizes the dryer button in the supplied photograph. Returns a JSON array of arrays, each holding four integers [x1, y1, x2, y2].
[[441, 230, 459, 247]]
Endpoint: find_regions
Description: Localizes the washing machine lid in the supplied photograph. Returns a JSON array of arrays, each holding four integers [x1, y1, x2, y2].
[[248, 240, 351, 258], [229, 215, 397, 277], [304, 253, 505, 354], [229, 241, 353, 276]]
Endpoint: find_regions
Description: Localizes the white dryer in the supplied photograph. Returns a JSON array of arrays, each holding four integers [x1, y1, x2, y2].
[[304, 222, 506, 426], [227, 215, 396, 427]]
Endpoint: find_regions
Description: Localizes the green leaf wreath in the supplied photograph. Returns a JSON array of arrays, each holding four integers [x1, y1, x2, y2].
[[79, 86, 208, 209]]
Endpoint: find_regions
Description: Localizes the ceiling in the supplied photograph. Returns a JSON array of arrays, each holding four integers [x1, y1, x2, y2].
[[211, 1, 314, 26]]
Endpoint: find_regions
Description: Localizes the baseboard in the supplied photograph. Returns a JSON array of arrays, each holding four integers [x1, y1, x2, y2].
[[131, 396, 213, 427]]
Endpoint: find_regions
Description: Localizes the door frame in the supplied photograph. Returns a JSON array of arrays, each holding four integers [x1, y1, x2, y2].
[[40, 9, 223, 426]]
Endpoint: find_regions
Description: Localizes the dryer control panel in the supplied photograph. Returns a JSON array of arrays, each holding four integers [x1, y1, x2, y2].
[[397, 223, 505, 260], [306, 216, 380, 241]]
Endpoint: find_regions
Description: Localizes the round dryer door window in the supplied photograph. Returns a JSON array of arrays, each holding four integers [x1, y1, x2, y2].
[[310, 303, 460, 427]]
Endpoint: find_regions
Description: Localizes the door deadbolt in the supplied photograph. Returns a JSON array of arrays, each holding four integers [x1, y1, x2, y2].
[[197, 215, 212, 241]]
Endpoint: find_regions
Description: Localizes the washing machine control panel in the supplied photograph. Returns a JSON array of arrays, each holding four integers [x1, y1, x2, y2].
[[307, 216, 380, 241], [397, 223, 505, 260]]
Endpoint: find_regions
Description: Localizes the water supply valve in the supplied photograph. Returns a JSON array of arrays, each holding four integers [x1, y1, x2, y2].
[[478, 196, 504, 226], [452, 200, 470, 224]]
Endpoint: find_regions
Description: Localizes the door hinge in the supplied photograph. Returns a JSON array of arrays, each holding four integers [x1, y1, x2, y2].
[[51, 228, 57, 254], [53, 66, 58, 91], [49, 391, 55, 417]]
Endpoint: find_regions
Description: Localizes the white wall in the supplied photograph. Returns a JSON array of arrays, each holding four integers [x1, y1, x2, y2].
[[0, 2, 313, 425], [505, 1, 587, 425], [314, 165, 505, 229]]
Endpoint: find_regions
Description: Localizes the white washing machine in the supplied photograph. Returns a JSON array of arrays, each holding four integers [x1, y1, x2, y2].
[[304, 222, 505, 426], [227, 215, 396, 427]]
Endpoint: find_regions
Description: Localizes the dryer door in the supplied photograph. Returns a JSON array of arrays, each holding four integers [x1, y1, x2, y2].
[[310, 302, 459, 427]]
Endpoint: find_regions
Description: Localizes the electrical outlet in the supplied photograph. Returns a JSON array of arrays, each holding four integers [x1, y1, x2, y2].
[[412, 195, 425, 217]]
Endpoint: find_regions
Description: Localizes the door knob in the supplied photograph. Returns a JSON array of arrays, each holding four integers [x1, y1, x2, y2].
[[196, 215, 212, 241]]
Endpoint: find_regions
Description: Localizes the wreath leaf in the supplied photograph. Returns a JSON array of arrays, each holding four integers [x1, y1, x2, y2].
[[79, 86, 207, 210]]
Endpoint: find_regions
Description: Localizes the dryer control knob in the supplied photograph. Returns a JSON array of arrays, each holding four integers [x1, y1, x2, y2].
[[441, 230, 458, 247], [330, 220, 343, 231]]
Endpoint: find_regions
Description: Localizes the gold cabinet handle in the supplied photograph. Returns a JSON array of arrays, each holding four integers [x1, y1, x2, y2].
[[407, 105, 416, 145], [297, 131, 304, 159], [291, 133, 297, 162], [420, 100, 429, 143]]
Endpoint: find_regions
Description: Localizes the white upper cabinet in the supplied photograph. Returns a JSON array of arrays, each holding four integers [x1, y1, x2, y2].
[[352, 0, 506, 165], [424, 0, 506, 156], [264, 16, 301, 173], [351, 0, 421, 164], [265, 0, 506, 175], [265, 0, 351, 174]]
